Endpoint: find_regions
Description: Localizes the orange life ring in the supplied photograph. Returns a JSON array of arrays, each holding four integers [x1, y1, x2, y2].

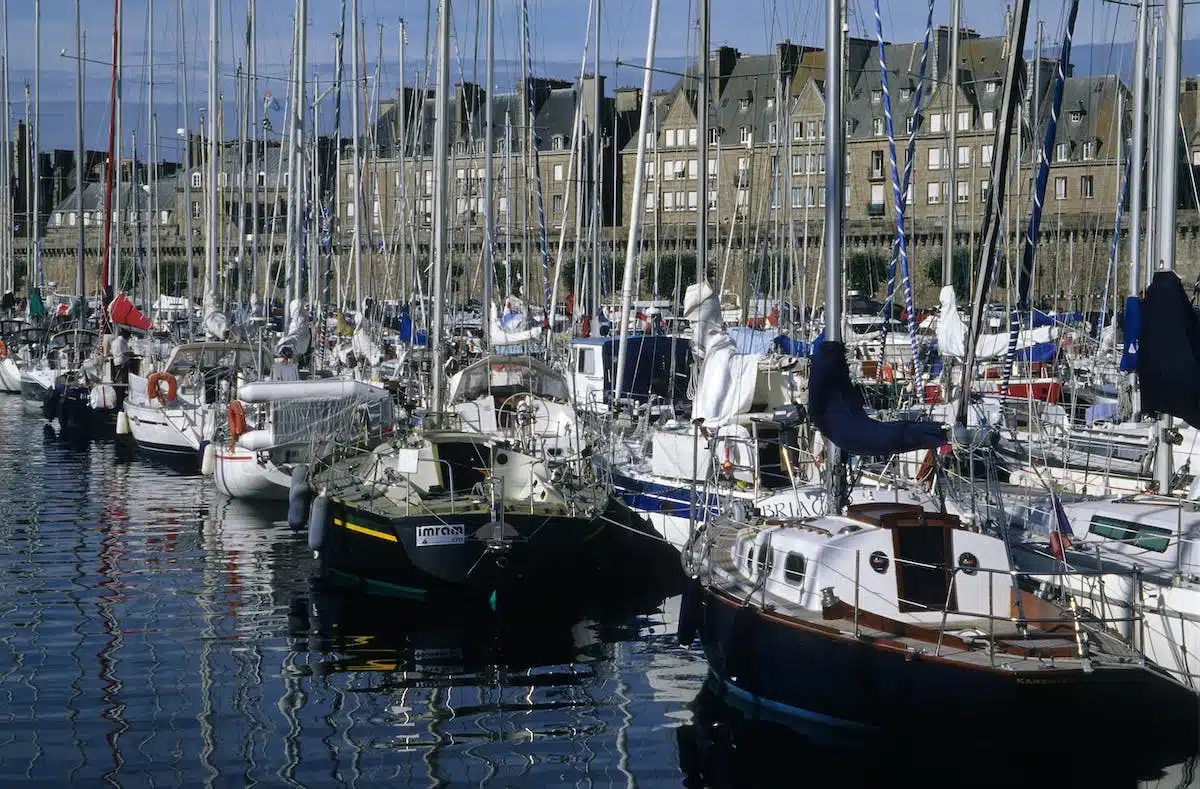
[[227, 401, 247, 449], [147, 372, 177, 404], [0, 339, 7, 358], [879, 363, 895, 383]]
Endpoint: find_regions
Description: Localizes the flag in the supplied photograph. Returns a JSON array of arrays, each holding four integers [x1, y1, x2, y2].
[[1048, 485, 1075, 562], [264, 90, 280, 112]]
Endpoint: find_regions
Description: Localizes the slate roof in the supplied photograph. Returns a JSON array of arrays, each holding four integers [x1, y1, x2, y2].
[[51, 175, 180, 214]]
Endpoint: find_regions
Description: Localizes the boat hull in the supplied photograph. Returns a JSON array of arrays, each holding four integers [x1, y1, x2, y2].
[[0, 358, 21, 393], [213, 447, 292, 501], [317, 497, 627, 604], [692, 583, 1199, 735], [124, 401, 204, 464]]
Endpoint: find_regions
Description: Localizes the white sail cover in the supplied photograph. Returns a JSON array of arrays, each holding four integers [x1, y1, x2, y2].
[[935, 285, 1057, 361], [276, 298, 312, 357], [489, 297, 542, 347], [352, 318, 384, 367], [686, 282, 759, 427]]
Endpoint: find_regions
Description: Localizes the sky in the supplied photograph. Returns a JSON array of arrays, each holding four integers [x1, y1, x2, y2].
[[0, 0, 1189, 155]]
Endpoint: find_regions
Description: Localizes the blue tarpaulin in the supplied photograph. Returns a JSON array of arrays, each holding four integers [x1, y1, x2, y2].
[[1120, 295, 1139, 372]]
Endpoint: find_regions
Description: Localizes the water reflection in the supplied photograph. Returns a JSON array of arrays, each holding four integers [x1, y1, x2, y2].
[[0, 394, 1198, 787]]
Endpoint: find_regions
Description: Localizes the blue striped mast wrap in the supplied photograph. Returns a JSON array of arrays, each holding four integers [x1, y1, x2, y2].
[[1001, 0, 1079, 395], [1098, 143, 1131, 347], [876, 0, 934, 376], [522, 0, 554, 324]]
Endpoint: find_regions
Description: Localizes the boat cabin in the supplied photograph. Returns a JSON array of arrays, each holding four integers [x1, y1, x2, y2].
[[731, 504, 1011, 625], [566, 335, 691, 411]]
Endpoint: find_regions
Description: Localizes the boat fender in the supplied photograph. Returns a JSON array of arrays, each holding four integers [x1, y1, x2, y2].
[[116, 410, 131, 435], [677, 576, 702, 647], [201, 442, 216, 476], [0, 339, 7, 358], [227, 401, 247, 449], [288, 464, 313, 530], [308, 493, 330, 553], [147, 372, 177, 405]]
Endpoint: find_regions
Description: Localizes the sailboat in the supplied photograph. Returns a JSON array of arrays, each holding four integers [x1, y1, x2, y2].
[[682, 0, 1198, 734]]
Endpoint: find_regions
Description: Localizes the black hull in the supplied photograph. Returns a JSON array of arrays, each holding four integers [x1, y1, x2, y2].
[[42, 385, 122, 439], [319, 496, 680, 607], [693, 583, 1199, 740]]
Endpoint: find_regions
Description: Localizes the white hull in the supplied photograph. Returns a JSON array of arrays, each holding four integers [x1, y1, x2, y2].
[[213, 447, 292, 501], [124, 401, 207, 457], [0, 358, 21, 393]]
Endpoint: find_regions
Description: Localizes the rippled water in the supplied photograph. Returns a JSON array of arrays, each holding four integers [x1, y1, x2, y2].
[[0, 395, 1196, 788]]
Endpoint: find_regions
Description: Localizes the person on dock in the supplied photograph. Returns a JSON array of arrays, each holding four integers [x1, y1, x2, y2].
[[272, 346, 300, 382]]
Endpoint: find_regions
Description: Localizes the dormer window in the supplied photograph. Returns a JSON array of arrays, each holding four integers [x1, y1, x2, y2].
[[985, 80, 998, 94], [740, 126, 752, 145], [899, 88, 912, 101], [1069, 110, 1084, 124], [1082, 140, 1096, 160], [709, 128, 719, 146], [872, 118, 884, 136], [870, 89, 882, 104], [739, 95, 751, 111], [765, 97, 775, 109], [552, 135, 566, 151], [191, 171, 202, 189], [257, 171, 266, 187]]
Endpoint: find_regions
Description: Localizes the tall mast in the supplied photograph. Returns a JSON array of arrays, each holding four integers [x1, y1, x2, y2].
[[1129, 0, 1148, 292], [296, 0, 308, 306], [74, 0, 85, 310], [397, 19, 407, 302], [249, 0, 259, 304], [179, 0, 193, 334], [147, 0, 156, 308], [206, 0, 219, 299], [611, 0, 660, 403], [943, 0, 960, 285], [1144, 15, 1159, 287], [430, 0, 450, 415], [483, 0, 495, 343], [1154, 0, 1183, 492], [1, 0, 11, 298], [350, 0, 363, 316], [590, 0, 603, 323], [31, 0, 39, 291], [823, 0, 846, 507], [114, 0, 123, 294], [698, 0, 710, 280]]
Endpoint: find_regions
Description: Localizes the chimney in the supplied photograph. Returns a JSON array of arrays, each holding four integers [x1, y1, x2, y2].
[[776, 41, 801, 86], [456, 82, 485, 136], [580, 73, 606, 132], [713, 46, 739, 99]]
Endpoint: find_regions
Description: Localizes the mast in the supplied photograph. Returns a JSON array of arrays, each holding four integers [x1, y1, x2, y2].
[[823, 0, 846, 508], [147, 0, 156, 309], [397, 19, 407, 302], [1144, 15, 1159, 287], [113, 0, 123, 295], [430, 0, 450, 415], [0, 0, 10, 299], [1129, 0, 1148, 292], [611, 0, 660, 403], [1154, 0, 1182, 493], [31, 0, 39, 291], [350, 0, 363, 316], [483, 0, 495, 344], [296, 0, 308, 308], [953, 0, 1032, 428], [697, 0, 710, 280], [99, 0, 119, 302], [943, 0, 960, 285], [249, 0, 259, 306], [590, 0, 603, 327], [74, 0, 84, 311], [206, 0, 219, 299]]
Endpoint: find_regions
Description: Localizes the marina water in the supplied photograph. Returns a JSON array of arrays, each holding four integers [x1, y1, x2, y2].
[[0, 394, 1195, 788]]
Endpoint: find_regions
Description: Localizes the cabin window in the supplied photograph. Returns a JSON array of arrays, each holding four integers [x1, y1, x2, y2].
[[744, 543, 755, 572], [784, 553, 807, 586], [1089, 516, 1171, 552], [756, 546, 774, 576]]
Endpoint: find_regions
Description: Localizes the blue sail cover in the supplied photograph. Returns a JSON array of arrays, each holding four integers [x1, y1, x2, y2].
[[807, 341, 946, 455], [1137, 272, 1200, 428], [1119, 295, 1140, 372]]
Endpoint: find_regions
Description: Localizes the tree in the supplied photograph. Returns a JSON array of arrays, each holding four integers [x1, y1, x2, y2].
[[923, 246, 971, 301], [846, 250, 888, 295]]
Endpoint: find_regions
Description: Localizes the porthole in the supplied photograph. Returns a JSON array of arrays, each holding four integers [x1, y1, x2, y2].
[[869, 551, 889, 574]]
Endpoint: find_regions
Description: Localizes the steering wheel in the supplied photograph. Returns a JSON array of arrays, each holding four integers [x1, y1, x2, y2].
[[497, 391, 538, 415]]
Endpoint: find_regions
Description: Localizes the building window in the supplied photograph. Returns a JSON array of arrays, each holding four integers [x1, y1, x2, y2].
[[870, 150, 884, 178], [1193, 150, 1200, 167], [258, 171, 267, 187], [957, 146, 970, 166], [553, 164, 564, 182], [736, 189, 749, 207], [688, 191, 698, 210], [900, 88, 912, 101], [792, 120, 803, 141], [645, 161, 655, 180], [930, 113, 943, 133], [688, 159, 698, 179], [68, 212, 77, 226], [346, 201, 355, 217], [982, 144, 994, 165], [956, 180, 969, 203], [665, 129, 676, 147], [928, 148, 943, 170], [709, 128, 719, 146], [869, 183, 885, 208], [191, 201, 201, 218], [499, 196, 508, 213], [791, 186, 803, 208], [708, 190, 717, 211], [739, 97, 751, 111], [644, 192, 655, 212], [927, 182, 942, 204], [552, 194, 564, 213], [985, 80, 998, 94], [792, 154, 803, 175], [765, 97, 775, 109], [740, 126, 752, 145], [768, 122, 778, 143], [906, 116, 915, 134], [708, 158, 718, 179], [1082, 141, 1095, 160], [1055, 142, 1069, 162], [1081, 175, 1094, 199], [347, 173, 355, 189], [1068, 110, 1083, 124], [872, 118, 884, 136], [982, 111, 995, 130], [689, 128, 698, 146], [870, 89, 882, 104], [980, 180, 990, 203], [646, 131, 657, 149], [191, 171, 202, 189], [424, 170, 433, 195], [1054, 176, 1067, 200], [957, 110, 970, 131], [663, 192, 675, 212]]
